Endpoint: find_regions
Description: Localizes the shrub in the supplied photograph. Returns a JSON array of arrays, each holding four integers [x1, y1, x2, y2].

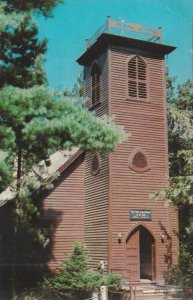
[[42, 241, 122, 299], [171, 250, 193, 289]]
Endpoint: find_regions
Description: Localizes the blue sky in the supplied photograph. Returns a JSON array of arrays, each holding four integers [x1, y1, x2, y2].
[[38, 0, 193, 89]]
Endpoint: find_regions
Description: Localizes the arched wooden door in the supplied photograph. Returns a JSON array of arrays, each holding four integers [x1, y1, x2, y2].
[[126, 226, 155, 281]]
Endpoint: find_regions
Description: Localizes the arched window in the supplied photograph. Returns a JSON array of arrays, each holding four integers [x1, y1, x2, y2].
[[91, 63, 100, 107], [91, 152, 101, 175], [128, 56, 147, 100]]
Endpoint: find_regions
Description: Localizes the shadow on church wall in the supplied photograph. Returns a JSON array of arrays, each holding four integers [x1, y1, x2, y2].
[[0, 199, 62, 299]]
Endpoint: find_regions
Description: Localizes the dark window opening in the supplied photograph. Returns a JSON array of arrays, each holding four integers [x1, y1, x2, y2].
[[132, 152, 147, 169], [91, 152, 100, 175], [91, 63, 100, 107]]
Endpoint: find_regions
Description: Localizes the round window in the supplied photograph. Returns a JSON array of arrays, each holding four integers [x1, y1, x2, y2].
[[129, 148, 150, 173], [91, 152, 101, 175]]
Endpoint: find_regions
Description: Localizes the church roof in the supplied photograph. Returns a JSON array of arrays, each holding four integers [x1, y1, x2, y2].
[[0, 149, 83, 207]]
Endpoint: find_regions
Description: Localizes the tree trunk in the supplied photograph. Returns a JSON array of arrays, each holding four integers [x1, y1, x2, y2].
[[12, 133, 23, 296], [16, 145, 22, 191]]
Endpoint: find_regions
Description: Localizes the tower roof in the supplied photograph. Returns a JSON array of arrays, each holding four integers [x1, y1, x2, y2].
[[77, 32, 176, 66]]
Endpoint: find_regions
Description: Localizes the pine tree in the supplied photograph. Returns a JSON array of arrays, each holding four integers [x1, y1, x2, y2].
[[63, 73, 84, 98], [0, 0, 64, 88], [3, 0, 64, 17], [0, 84, 126, 240], [43, 242, 122, 300], [0, 14, 47, 88], [0, 1, 127, 293], [167, 79, 193, 289], [164, 79, 193, 206]]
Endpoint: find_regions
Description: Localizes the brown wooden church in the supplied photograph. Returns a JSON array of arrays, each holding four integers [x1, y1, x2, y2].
[[43, 19, 179, 284]]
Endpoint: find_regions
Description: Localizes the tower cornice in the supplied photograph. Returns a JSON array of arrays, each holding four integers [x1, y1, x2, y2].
[[77, 33, 176, 66]]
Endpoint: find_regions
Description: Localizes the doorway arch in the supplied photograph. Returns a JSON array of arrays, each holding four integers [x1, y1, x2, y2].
[[125, 225, 156, 281]]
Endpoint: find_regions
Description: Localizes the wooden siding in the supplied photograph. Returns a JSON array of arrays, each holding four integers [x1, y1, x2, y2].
[[84, 51, 109, 117], [85, 152, 109, 269], [169, 206, 179, 266], [109, 46, 178, 283], [42, 153, 85, 269], [84, 50, 109, 269]]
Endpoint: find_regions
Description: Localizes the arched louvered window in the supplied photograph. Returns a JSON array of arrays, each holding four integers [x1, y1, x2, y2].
[[128, 56, 147, 100], [91, 63, 100, 107]]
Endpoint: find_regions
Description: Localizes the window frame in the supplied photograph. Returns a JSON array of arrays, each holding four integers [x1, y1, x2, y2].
[[91, 152, 101, 176], [126, 55, 149, 102], [128, 147, 151, 173]]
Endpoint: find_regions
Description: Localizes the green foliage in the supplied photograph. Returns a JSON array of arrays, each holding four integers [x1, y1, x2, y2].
[[0, 84, 126, 240], [0, 6, 127, 294], [171, 204, 193, 289], [0, 0, 65, 87], [3, 0, 64, 17], [0, 153, 13, 191], [168, 80, 193, 178], [152, 76, 193, 288], [43, 242, 122, 299], [63, 73, 84, 98], [0, 3, 23, 33], [172, 250, 193, 288], [0, 15, 47, 88], [151, 77, 193, 207], [0, 84, 125, 165], [100, 273, 122, 291], [0, 0, 126, 292]]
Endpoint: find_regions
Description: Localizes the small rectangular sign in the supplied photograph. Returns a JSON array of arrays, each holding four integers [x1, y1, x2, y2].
[[130, 209, 152, 221]]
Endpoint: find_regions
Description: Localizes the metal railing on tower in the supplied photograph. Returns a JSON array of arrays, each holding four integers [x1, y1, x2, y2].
[[86, 17, 162, 48]]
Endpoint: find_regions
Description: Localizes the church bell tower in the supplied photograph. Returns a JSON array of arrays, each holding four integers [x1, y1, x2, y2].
[[77, 18, 178, 284]]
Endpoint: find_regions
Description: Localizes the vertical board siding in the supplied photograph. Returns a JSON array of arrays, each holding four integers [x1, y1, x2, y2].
[[42, 154, 85, 269], [84, 50, 109, 269], [109, 46, 178, 283], [85, 152, 109, 269]]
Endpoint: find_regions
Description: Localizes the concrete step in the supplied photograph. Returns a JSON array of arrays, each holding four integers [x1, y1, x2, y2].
[[122, 284, 183, 300], [135, 295, 165, 300], [130, 293, 183, 300], [168, 298, 183, 300]]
